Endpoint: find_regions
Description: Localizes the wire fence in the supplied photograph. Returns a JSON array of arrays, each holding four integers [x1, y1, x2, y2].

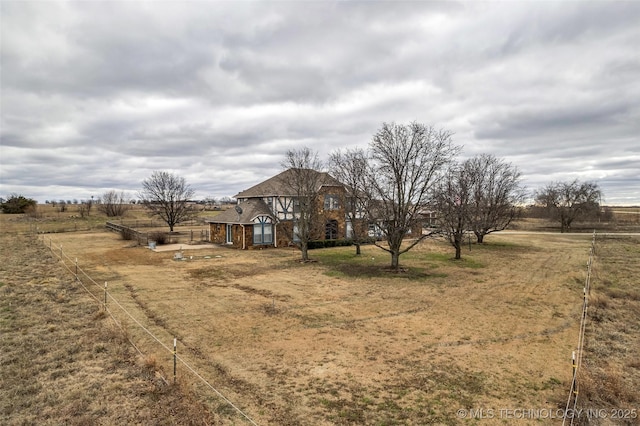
[[562, 230, 596, 426], [13, 215, 208, 236], [105, 221, 211, 246], [38, 234, 258, 426], [35, 229, 601, 425], [108, 218, 206, 229]]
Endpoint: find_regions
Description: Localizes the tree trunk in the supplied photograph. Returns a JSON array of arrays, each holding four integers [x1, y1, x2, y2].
[[475, 232, 485, 244], [390, 251, 400, 270], [453, 235, 462, 260], [455, 245, 462, 259], [355, 243, 361, 255], [301, 243, 309, 262]]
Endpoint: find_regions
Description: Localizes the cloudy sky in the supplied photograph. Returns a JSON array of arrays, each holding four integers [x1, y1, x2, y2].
[[1, 1, 639, 205]]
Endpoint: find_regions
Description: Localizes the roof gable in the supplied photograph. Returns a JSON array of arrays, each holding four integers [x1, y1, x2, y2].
[[235, 168, 344, 198], [205, 198, 273, 224]]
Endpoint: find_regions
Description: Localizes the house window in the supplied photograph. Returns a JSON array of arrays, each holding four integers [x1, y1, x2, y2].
[[324, 194, 340, 211], [253, 216, 273, 245], [325, 219, 338, 240], [226, 224, 233, 244], [368, 223, 383, 239]]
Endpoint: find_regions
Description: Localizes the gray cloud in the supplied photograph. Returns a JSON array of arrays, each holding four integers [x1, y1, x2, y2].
[[1, 1, 639, 205]]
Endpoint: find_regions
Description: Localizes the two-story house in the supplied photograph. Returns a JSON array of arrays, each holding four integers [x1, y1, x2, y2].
[[206, 168, 351, 249]]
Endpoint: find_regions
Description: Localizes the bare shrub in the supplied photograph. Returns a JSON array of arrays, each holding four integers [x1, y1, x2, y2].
[[98, 190, 130, 217], [24, 204, 41, 219], [148, 231, 168, 245], [578, 369, 636, 406]]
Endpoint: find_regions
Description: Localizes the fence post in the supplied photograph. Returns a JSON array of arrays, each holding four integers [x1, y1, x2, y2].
[[173, 338, 177, 384], [571, 350, 577, 387], [572, 350, 578, 397], [60, 244, 63, 259]]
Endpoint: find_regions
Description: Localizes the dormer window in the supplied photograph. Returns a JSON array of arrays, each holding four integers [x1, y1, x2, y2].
[[324, 194, 340, 211]]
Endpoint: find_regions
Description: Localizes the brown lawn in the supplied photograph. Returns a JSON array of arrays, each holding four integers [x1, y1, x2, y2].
[[29, 229, 601, 425]]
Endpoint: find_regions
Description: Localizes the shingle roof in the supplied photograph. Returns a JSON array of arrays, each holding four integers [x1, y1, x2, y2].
[[205, 198, 273, 224], [235, 168, 343, 198]]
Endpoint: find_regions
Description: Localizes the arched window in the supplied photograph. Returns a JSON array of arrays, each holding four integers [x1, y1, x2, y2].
[[253, 216, 273, 244], [325, 219, 338, 240]]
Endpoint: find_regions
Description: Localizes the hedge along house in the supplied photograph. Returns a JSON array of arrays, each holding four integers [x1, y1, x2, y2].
[[206, 168, 351, 249]]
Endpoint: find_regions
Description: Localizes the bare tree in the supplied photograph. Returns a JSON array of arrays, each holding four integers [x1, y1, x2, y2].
[[98, 190, 131, 217], [328, 148, 371, 255], [534, 179, 602, 232], [77, 197, 94, 218], [432, 164, 473, 259], [465, 154, 526, 243], [367, 122, 460, 270], [139, 171, 196, 232], [279, 148, 324, 262]]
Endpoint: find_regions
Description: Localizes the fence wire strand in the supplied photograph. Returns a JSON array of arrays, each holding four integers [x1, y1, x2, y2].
[[43, 243, 148, 360], [562, 231, 596, 426], [40, 235, 258, 426]]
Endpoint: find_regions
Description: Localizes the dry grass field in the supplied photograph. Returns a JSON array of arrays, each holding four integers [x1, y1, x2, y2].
[[0, 232, 215, 425], [577, 234, 640, 424], [2, 207, 639, 425]]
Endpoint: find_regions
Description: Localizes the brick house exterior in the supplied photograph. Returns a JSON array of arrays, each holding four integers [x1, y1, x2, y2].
[[206, 169, 355, 249]]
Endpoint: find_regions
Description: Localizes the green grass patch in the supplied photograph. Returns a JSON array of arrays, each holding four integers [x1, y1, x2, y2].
[[307, 244, 490, 280], [422, 251, 485, 268], [310, 246, 455, 280]]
